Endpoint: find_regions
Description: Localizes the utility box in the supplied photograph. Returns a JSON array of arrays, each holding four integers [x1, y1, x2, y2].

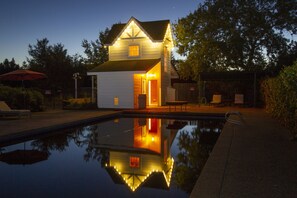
[[138, 94, 146, 109]]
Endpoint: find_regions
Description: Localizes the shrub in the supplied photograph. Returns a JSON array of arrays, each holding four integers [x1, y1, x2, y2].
[[0, 85, 44, 111], [261, 61, 297, 136], [62, 98, 96, 109]]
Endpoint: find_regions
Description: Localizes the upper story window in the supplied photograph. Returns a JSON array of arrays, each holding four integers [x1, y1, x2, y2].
[[129, 45, 140, 57], [130, 156, 140, 168]]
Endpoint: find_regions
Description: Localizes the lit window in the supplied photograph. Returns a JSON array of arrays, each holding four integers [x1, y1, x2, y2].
[[129, 45, 139, 57], [114, 97, 119, 106], [130, 156, 140, 168]]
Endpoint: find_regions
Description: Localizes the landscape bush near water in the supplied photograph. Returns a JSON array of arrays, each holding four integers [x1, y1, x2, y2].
[[62, 98, 96, 109], [0, 85, 44, 111], [261, 62, 297, 138]]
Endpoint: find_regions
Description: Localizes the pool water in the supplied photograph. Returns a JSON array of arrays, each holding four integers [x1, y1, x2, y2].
[[0, 117, 224, 198]]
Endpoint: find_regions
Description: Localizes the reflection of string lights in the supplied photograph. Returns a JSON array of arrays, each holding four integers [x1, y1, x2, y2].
[[105, 157, 174, 192]]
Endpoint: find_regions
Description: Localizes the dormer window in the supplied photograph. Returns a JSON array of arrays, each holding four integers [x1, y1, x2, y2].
[[129, 45, 140, 57]]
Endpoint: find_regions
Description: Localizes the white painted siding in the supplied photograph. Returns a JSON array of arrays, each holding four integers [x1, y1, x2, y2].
[[96, 71, 141, 109], [160, 47, 172, 105], [110, 151, 164, 174], [109, 38, 162, 61], [93, 118, 135, 146]]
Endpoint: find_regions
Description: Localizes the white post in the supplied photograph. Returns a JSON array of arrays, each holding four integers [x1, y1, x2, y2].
[[73, 73, 80, 99], [91, 76, 94, 103], [75, 78, 78, 98]]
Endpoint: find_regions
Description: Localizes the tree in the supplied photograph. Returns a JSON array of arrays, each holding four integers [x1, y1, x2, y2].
[[174, 0, 297, 80], [272, 41, 297, 74], [27, 38, 74, 90], [71, 53, 86, 74], [81, 28, 110, 70], [0, 58, 20, 75]]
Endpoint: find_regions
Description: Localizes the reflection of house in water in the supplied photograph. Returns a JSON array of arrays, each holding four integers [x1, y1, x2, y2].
[[89, 118, 186, 191]]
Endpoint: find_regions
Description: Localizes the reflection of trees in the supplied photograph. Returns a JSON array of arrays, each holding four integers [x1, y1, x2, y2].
[[82, 125, 109, 167], [29, 124, 109, 166], [173, 120, 224, 194], [30, 127, 90, 154], [84, 146, 108, 167], [31, 131, 71, 153]]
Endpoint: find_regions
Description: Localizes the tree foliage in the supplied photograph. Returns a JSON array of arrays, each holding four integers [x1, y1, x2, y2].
[[174, 0, 297, 80], [27, 38, 78, 90], [0, 85, 44, 111], [82, 28, 110, 70], [0, 58, 20, 75]]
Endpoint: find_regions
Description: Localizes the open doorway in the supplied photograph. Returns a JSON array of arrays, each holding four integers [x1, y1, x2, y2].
[[149, 80, 158, 106]]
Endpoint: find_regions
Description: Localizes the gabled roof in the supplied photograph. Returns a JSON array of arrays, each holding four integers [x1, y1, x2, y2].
[[106, 167, 169, 190], [105, 17, 170, 45], [89, 59, 160, 72]]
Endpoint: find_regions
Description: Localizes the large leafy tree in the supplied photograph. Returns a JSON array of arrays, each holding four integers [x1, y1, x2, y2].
[[174, 0, 297, 80], [82, 28, 110, 70], [27, 38, 75, 90]]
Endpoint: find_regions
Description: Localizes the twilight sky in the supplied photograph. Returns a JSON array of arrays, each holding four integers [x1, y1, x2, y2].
[[0, 0, 203, 65]]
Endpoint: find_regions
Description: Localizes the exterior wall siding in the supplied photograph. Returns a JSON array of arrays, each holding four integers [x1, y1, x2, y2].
[[161, 47, 172, 105], [110, 151, 164, 174], [97, 71, 136, 108], [109, 39, 162, 61], [133, 74, 142, 108], [88, 19, 175, 109], [93, 118, 135, 146]]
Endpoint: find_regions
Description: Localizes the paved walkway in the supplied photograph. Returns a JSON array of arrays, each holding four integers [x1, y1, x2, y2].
[[190, 108, 297, 198], [0, 106, 296, 197]]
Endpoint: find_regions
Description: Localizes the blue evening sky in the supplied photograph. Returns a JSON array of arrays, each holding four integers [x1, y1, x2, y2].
[[0, 0, 203, 65]]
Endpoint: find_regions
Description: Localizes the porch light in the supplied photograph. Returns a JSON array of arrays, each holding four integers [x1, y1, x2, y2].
[[146, 73, 156, 78], [151, 136, 155, 142]]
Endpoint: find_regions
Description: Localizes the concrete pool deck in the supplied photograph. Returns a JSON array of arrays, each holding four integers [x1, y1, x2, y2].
[[190, 108, 297, 198], [0, 105, 296, 197], [0, 109, 121, 144]]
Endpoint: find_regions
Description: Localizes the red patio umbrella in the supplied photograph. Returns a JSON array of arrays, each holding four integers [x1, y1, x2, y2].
[[0, 149, 49, 165], [0, 69, 47, 81], [0, 69, 47, 108]]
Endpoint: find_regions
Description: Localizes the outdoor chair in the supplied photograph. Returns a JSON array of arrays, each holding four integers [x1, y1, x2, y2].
[[0, 101, 31, 118], [210, 94, 222, 105], [234, 94, 244, 105]]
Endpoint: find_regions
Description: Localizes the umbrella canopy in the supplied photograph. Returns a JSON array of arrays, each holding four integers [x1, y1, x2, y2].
[[0, 69, 47, 81], [0, 149, 49, 165]]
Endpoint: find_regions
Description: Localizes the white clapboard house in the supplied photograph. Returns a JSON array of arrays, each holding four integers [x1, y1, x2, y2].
[[87, 17, 175, 109]]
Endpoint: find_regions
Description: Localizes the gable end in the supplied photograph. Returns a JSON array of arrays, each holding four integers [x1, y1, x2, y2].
[[105, 17, 170, 46]]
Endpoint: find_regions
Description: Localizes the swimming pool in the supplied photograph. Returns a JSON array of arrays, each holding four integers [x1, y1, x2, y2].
[[0, 117, 224, 198]]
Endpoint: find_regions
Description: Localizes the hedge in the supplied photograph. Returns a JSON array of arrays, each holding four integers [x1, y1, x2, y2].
[[62, 98, 96, 110], [0, 85, 44, 111], [261, 61, 297, 137]]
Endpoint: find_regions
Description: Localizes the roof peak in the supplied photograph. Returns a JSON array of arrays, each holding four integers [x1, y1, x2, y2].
[[126, 16, 170, 24], [124, 16, 170, 24], [105, 17, 171, 45]]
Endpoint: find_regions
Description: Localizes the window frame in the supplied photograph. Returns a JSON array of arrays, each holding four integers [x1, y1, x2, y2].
[[129, 156, 140, 168], [128, 45, 140, 57]]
